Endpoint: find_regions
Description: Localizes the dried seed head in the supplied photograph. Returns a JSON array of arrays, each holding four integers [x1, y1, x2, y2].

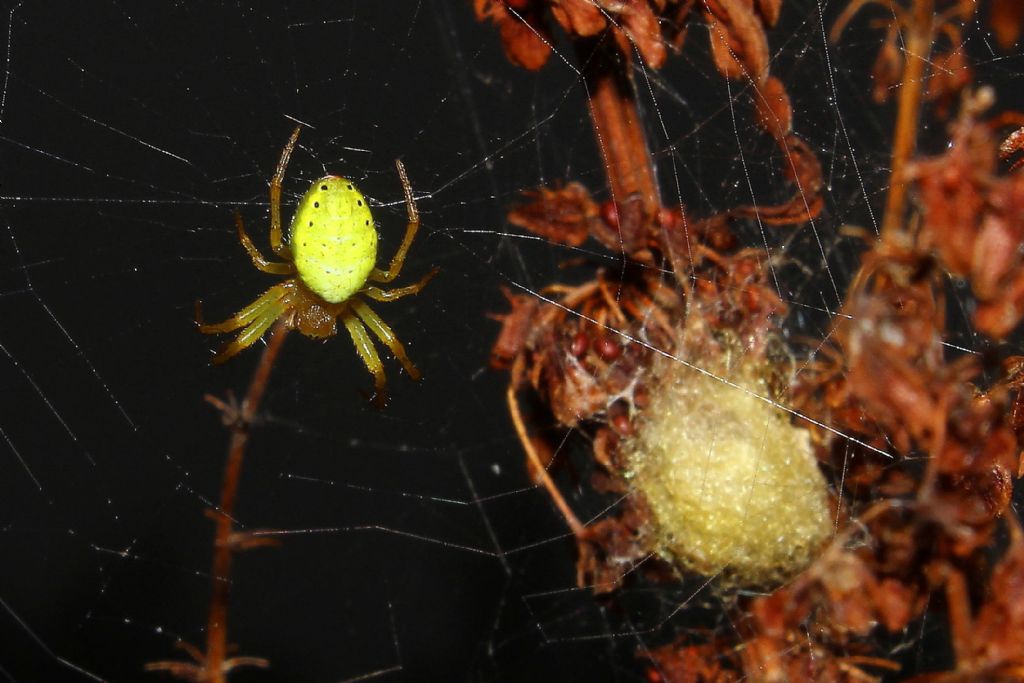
[[624, 352, 831, 588]]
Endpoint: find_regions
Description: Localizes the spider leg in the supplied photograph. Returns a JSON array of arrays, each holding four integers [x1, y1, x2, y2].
[[350, 299, 421, 381], [269, 126, 301, 259], [361, 266, 439, 302], [234, 211, 295, 275], [211, 297, 289, 365], [341, 309, 388, 407], [369, 159, 420, 284], [196, 283, 291, 334]]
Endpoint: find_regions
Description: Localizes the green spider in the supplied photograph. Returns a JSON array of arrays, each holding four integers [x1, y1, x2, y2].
[[198, 127, 437, 405]]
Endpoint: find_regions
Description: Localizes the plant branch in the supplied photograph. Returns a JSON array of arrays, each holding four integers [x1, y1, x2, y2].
[[882, 0, 935, 235], [203, 319, 290, 682], [574, 34, 661, 227]]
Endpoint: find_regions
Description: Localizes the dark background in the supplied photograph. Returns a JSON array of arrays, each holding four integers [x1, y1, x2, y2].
[[0, 2, 1021, 681]]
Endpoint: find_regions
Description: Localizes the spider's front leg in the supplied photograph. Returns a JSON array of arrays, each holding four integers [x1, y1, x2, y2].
[[341, 309, 388, 407], [197, 282, 295, 364], [351, 299, 420, 381]]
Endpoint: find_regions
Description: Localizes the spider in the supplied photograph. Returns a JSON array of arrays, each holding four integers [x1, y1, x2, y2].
[[198, 127, 437, 405]]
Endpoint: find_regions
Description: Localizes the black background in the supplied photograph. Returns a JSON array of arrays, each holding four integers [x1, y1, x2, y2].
[[0, 2, 1021, 682]]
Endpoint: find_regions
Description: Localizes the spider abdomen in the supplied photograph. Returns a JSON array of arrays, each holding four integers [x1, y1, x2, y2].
[[291, 175, 377, 303]]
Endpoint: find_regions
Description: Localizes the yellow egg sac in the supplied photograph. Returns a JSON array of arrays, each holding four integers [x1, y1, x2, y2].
[[624, 353, 832, 588]]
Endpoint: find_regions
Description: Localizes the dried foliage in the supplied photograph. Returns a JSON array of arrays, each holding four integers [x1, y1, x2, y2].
[[477, 0, 1024, 680], [908, 99, 1024, 338], [473, 0, 781, 81], [494, 186, 803, 593], [1000, 125, 1024, 170], [832, 0, 976, 110], [992, 0, 1024, 51]]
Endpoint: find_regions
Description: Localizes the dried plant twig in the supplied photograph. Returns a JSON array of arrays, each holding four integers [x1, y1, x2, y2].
[[147, 320, 290, 682]]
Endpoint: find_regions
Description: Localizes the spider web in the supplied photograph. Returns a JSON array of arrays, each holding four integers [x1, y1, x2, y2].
[[0, 1, 1021, 681]]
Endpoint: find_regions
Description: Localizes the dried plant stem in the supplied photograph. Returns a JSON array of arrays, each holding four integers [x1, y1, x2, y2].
[[882, 0, 935, 235], [575, 34, 661, 222], [506, 381, 585, 536], [204, 319, 290, 682]]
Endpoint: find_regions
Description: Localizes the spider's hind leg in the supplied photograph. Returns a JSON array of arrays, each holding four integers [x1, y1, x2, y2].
[[369, 159, 421, 284], [234, 212, 294, 275], [269, 126, 302, 259], [361, 266, 439, 303]]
